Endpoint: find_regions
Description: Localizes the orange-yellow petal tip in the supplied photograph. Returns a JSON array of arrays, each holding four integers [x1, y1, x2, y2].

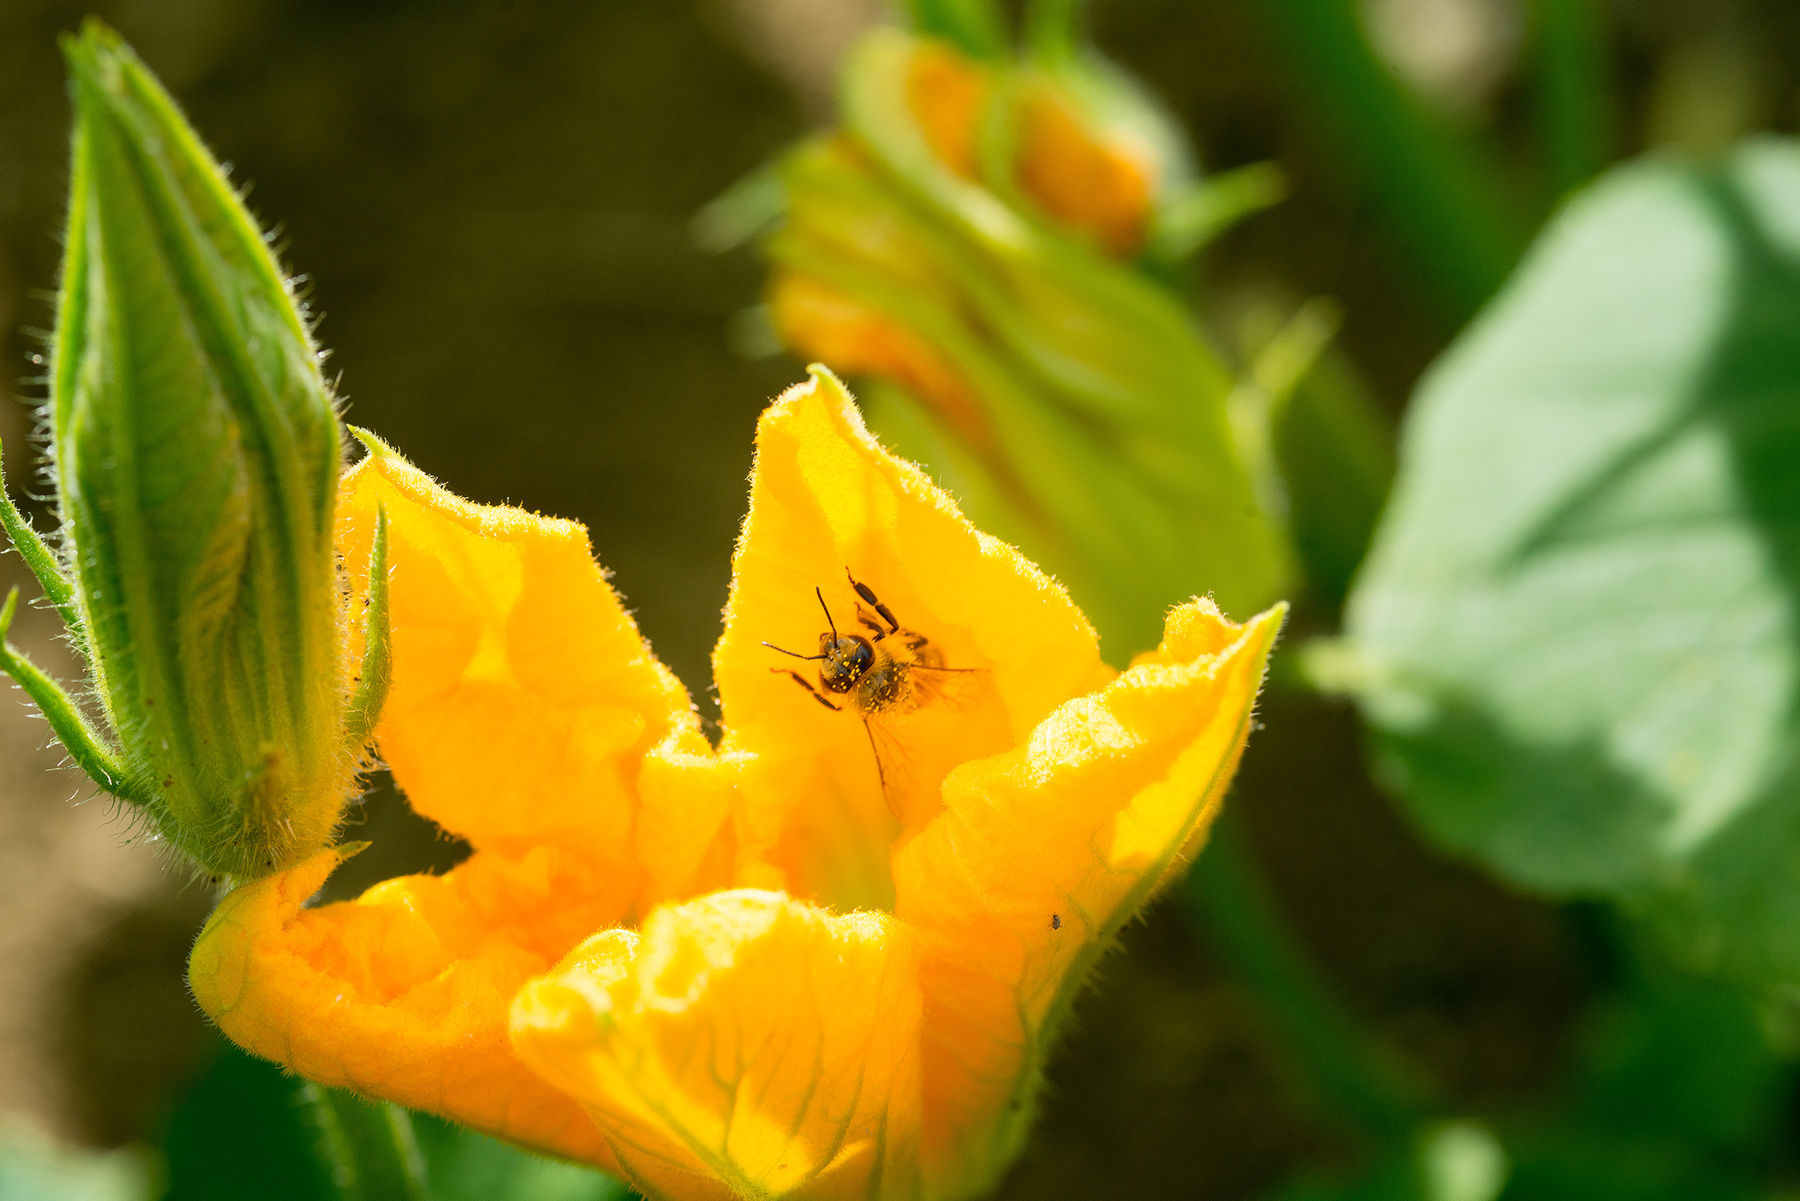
[[1149, 596, 1288, 667], [714, 367, 1106, 907], [189, 846, 346, 1025], [892, 596, 1282, 1189], [190, 848, 622, 1167], [721, 364, 1101, 744]]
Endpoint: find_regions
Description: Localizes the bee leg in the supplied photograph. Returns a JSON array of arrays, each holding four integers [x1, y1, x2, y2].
[[771, 667, 841, 711], [847, 571, 900, 634], [855, 607, 889, 641]]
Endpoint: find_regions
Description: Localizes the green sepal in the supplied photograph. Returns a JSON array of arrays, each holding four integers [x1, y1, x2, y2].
[[898, 0, 1009, 60], [0, 438, 86, 651], [691, 161, 786, 255], [1257, 306, 1395, 608], [1023, 0, 1082, 65], [0, 587, 140, 802], [341, 504, 392, 756], [1151, 162, 1288, 261]]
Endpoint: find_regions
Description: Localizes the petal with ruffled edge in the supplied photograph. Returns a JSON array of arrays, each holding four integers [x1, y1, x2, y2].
[[511, 890, 923, 1201], [713, 367, 1108, 911], [189, 847, 621, 1165], [891, 599, 1284, 1194], [337, 435, 698, 864], [188, 441, 750, 1167]]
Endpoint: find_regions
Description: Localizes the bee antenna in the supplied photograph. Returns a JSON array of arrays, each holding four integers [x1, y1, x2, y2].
[[815, 586, 839, 640], [763, 641, 824, 661]]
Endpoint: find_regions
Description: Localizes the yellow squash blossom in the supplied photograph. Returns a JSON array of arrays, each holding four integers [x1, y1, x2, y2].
[[189, 368, 1283, 1201]]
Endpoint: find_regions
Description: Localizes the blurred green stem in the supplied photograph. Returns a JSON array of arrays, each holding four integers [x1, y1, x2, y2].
[[1190, 812, 1430, 1144], [1025, 0, 1082, 64], [1237, 0, 1522, 321], [1530, 0, 1612, 197], [301, 1085, 431, 1201]]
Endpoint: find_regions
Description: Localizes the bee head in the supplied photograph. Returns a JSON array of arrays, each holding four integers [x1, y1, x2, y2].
[[817, 634, 874, 693]]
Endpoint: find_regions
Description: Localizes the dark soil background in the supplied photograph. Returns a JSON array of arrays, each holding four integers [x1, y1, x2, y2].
[[0, 1, 1795, 1196]]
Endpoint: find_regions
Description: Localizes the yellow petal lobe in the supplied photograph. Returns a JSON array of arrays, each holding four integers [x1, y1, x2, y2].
[[337, 436, 696, 862], [892, 599, 1285, 1192], [714, 367, 1106, 910], [188, 847, 619, 1166], [191, 443, 764, 1174], [511, 890, 923, 1201]]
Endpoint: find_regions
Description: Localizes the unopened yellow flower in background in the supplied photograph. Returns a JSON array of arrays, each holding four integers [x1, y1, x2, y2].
[[734, 26, 1295, 654], [189, 367, 1284, 1201]]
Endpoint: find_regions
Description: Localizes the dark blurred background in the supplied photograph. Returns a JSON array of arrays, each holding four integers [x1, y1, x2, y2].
[[0, 1, 1796, 1197]]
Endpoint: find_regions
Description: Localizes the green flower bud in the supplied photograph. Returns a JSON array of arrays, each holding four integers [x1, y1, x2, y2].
[[0, 22, 389, 880], [753, 28, 1295, 651]]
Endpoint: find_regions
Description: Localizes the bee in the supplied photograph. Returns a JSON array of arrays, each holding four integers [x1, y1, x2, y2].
[[764, 571, 979, 816]]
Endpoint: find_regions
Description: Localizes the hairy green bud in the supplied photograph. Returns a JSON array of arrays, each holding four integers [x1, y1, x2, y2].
[[0, 23, 389, 880]]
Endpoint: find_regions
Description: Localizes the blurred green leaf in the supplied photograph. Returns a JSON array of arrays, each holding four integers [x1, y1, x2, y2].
[[1571, 962, 1780, 1156], [1345, 140, 1800, 985], [0, 1123, 158, 1201], [161, 1042, 340, 1201], [1497, 938, 1785, 1201], [411, 1116, 635, 1201], [162, 1039, 631, 1201], [163, 1041, 428, 1201], [1265, 1120, 1508, 1201], [1189, 814, 1428, 1146]]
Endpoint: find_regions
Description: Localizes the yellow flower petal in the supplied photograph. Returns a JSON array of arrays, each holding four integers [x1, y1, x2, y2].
[[891, 598, 1284, 1190], [511, 890, 923, 1201], [713, 367, 1108, 909], [192, 441, 776, 1165], [337, 437, 697, 861], [188, 846, 622, 1166]]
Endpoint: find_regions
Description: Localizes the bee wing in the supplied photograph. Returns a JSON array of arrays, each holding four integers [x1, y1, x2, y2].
[[862, 714, 922, 819], [862, 662, 998, 819], [904, 662, 992, 710]]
